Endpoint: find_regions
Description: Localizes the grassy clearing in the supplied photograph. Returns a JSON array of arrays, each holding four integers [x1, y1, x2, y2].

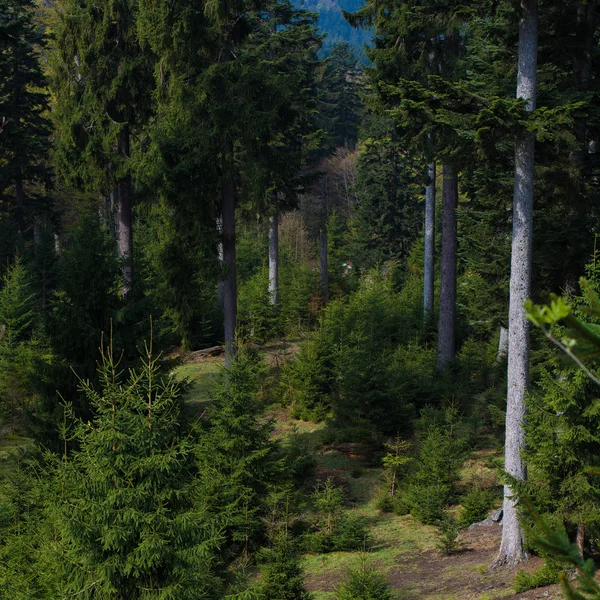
[[0, 430, 34, 478], [172, 352, 556, 600], [174, 359, 222, 410]]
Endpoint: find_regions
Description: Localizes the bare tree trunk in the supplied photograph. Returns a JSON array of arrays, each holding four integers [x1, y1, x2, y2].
[[576, 521, 585, 558], [15, 173, 24, 241], [221, 168, 237, 366], [217, 216, 224, 308], [320, 226, 328, 304], [495, 0, 538, 569], [116, 125, 133, 297], [436, 166, 458, 369], [268, 201, 279, 307], [496, 326, 509, 362], [424, 162, 436, 323]]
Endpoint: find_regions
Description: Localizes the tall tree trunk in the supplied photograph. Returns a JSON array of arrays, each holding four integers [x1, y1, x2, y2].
[[436, 166, 458, 369], [268, 201, 279, 307], [576, 521, 585, 558], [496, 326, 509, 362], [319, 226, 328, 304], [15, 173, 24, 241], [221, 166, 237, 366], [495, 0, 538, 569], [423, 161, 436, 323], [217, 216, 224, 308], [116, 125, 133, 297]]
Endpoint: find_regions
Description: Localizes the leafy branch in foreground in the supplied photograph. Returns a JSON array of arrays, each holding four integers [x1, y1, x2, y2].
[[526, 277, 600, 385], [525, 277, 600, 598], [521, 494, 600, 600]]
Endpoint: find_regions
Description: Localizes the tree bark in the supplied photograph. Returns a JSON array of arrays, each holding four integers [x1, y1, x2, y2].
[[221, 167, 237, 367], [319, 226, 328, 304], [423, 162, 436, 323], [436, 166, 458, 369], [217, 216, 224, 308], [495, 0, 538, 569], [15, 173, 24, 241], [268, 201, 279, 307], [116, 125, 133, 297], [576, 521, 585, 558], [496, 326, 509, 362]]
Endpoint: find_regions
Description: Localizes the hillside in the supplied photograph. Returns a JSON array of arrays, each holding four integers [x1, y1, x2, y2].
[[295, 0, 372, 62]]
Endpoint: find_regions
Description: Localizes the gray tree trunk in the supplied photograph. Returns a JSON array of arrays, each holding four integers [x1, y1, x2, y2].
[[496, 326, 509, 362], [495, 0, 538, 569], [319, 227, 328, 304], [424, 162, 436, 322], [221, 171, 237, 366], [217, 216, 224, 308], [116, 125, 133, 297], [268, 204, 279, 307], [436, 166, 458, 369]]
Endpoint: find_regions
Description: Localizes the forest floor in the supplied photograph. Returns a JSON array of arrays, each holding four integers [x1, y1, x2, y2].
[[175, 347, 563, 600], [0, 346, 562, 599]]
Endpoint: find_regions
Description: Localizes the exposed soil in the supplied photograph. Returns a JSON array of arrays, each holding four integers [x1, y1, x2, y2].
[[305, 520, 562, 600]]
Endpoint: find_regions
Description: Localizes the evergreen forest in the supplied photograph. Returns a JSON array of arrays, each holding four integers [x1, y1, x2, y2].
[[3, 0, 600, 598]]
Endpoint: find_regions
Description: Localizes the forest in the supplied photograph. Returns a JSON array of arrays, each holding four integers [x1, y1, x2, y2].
[[2, 0, 600, 598]]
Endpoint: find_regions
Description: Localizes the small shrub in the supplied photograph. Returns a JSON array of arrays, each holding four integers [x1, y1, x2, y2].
[[458, 489, 496, 529], [304, 479, 369, 553], [350, 467, 363, 479], [381, 437, 412, 496], [407, 482, 450, 525], [514, 560, 563, 593], [332, 515, 371, 551], [335, 558, 392, 600], [436, 514, 459, 555], [258, 532, 313, 600], [375, 489, 410, 515]]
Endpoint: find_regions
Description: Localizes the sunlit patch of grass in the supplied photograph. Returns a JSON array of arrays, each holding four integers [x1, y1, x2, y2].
[[0, 431, 34, 479], [173, 360, 222, 408]]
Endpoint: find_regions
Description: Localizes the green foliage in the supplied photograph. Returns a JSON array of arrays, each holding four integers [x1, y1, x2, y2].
[[350, 116, 423, 269], [45, 214, 141, 418], [436, 514, 459, 556], [238, 266, 280, 344], [258, 531, 313, 600], [522, 499, 600, 600], [0, 257, 47, 424], [458, 489, 496, 529], [406, 408, 466, 525], [0, 451, 59, 599], [523, 273, 600, 545], [514, 560, 562, 593], [305, 478, 370, 553], [0, 0, 51, 231], [285, 274, 424, 437], [237, 236, 318, 344], [137, 201, 220, 350], [53, 342, 223, 599], [381, 437, 411, 498], [317, 41, 363, 153], [335, 558, 392, 600], [195, 351, 281, 560]]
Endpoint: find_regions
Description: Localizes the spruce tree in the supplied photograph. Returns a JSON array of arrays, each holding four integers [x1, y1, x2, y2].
[[53, 341, 223, 599], [50, 0, 154, 295], [0, 0, 50, 240], [258, 531, 313, 600], [0, 257, 39, 424], [195, 352, 280, 561]]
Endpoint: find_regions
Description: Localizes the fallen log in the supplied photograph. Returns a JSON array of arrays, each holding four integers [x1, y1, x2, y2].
[[187, 345, 224, 359]]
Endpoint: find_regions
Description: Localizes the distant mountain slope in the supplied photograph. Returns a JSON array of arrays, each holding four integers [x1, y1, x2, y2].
[[295, 0, 372, 63]]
